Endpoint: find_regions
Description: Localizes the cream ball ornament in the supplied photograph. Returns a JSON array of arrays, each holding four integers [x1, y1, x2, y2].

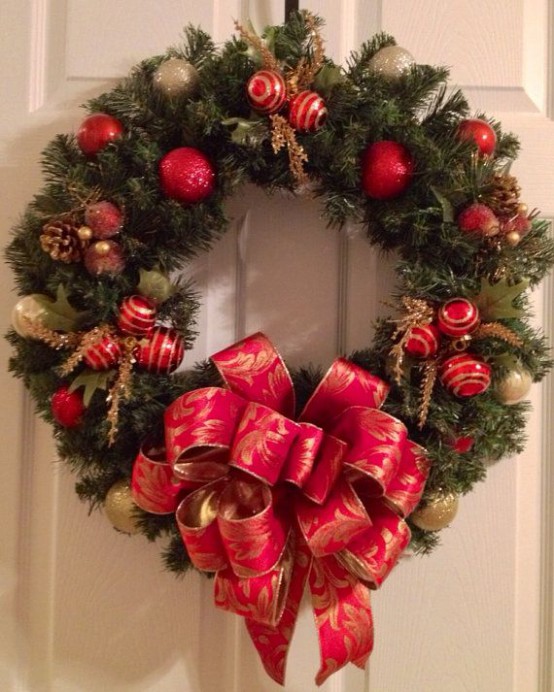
[[368, 45, 415, 79], [11, 294, 53, 337], [411, 492, 459, 531], [495, 367, 533, 404], [153, 58, 200, 98], [104, 480, 141, 534]]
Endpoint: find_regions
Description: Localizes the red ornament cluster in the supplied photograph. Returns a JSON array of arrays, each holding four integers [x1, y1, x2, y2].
[[246, 69, 328, 133], [403, 298, 491, 398], [82, 295, 185, 375]]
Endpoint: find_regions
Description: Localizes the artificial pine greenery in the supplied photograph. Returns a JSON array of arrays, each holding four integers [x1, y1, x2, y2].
[[5, 12, 554, 568]]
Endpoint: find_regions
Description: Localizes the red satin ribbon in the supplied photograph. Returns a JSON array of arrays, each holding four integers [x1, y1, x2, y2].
[[131, 333, 429, 685]]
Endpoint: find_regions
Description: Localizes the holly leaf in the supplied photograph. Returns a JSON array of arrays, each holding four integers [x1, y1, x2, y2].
[[474, 278, 529, 320], [222, 117, 267, 145], [313, 65, 344, 94], [69, 369, 113, 407], [137, 268, 174, 304], [36, 285, 88, 332]]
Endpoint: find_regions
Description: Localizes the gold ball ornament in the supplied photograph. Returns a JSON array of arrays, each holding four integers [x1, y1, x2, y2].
[[496, 367, 533, 404], [153, 58, 200, 98], [411, 493, 459, 531], [11, 294, 51, 337], [368, 45, 415, 79], [104, 480, 141, 534]]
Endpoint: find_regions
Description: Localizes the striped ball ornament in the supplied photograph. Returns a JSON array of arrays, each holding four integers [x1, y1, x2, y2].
[[83, 335, 122, 370], [246, 70, 287, 114], [437, 298, 480, 338], [404, 323, 440, 358], [136, 326, 184, 374], [117, 295, 157, 337], [439, 354, 491, 397], [288, 90, 327, 132]]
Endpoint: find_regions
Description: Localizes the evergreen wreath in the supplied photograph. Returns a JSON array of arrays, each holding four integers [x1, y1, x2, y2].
[[6, 11, 554, 685]]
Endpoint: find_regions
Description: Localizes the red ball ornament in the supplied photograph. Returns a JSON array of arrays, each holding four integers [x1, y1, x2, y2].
[[361, 140, 414, 200], [117, 295, 157, 337], [288, 91, 327, 132], [136, 326, 184, 374], [404, 323, 440, 358], [84, 240, 126, 276], [246, 70, 287, 114], [439, 354, 491, 397], [437, 298, 480, 338], [159, 147, 215, 205], [457, 118, 496, 156], [84, 201, 124, 239], [84, 334, 122, 370], [51, 386, 85, 427], [77, 113, 124, 156]]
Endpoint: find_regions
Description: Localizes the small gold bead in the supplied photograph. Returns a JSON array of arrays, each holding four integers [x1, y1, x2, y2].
[[77, 225, 93, 241], [94, 240, 111, 256], [505, 231, 521, 247], [517, 202, 528, 215]]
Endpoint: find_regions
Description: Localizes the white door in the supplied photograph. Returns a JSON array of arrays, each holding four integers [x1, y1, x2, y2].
[[1, 1, 553, 691]]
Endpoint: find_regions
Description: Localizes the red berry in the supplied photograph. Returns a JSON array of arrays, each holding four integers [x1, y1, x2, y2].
[[361, 141, 414, 200], [51, 386, 85, 427], [159, 147, 215, 204], [77, 113, 124, 156], [457, 119, 496, 156], [451, 435, 475, 454], [500, 213, 531, 236], [84, 201, 124, 239], [458, 203, 499, 237]]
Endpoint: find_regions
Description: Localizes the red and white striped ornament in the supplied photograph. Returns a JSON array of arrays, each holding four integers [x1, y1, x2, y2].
[[117, 295, 157, 337], [246, 70, 287, 114], [288, 91, 327, 132], [404, 323, 440, 358], [83, 334, 122, 370], [437, 298, 480, 338], [136, 326, 184, 374], [439, 354, 491, 397]]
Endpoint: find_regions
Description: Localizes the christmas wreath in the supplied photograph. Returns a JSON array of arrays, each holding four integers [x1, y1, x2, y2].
[[6, 11, 554, 686]]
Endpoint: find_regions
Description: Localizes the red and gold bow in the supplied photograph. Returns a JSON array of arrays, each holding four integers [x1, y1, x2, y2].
[[131, 333, 429, 685]]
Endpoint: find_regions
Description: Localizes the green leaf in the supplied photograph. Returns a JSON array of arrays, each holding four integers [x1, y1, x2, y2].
[[69, 369, 113, 407], [313, 64, 344, 94], [137, 268, 174, 304], [222, 117, 267, 145], [474, 278, 529, 320], [37, 285, 88, 332]]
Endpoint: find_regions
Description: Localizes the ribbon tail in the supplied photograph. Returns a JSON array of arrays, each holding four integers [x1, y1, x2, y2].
[[309, 555, 374, 686], [245, 538, 312, 685]]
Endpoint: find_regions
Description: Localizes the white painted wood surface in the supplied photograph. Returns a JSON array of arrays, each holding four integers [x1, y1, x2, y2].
[[1, 1, 553, 691]]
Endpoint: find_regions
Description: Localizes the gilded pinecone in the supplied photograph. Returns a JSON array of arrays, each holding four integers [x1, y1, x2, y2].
[[482, 173, 522, 217], [40, 218, 89, 263]]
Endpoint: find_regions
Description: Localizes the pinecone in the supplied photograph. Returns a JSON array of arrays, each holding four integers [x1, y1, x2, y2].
[[40, 218, 90, 263], [482, 173, 522, 217]]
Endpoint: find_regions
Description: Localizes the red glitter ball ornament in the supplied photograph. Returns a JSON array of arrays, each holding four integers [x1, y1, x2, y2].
[[136, 326, 184, 374], [246, 70, 287, 114], [288, 91, 327, 132], [84, 240, 125, 276], [437, 298, 480, 338], [404, 323, 440, 358], [51, 386, 85, 427], [439, 354, 491, 397], [117, 295, 157, 337], [83, 335, 122, 370], [159, 147, 215, 204], [77, 113, 124, 156], [457, 119, 496, 156], [457, 203, 499, 237], [84, 201, 124, 239], [361, 140, 414, 199]]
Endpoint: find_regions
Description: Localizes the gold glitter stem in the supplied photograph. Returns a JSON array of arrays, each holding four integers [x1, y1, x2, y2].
[[234, 20, 280, 72], [473, 322, 523, 348], [418, 359, 438, 429]]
